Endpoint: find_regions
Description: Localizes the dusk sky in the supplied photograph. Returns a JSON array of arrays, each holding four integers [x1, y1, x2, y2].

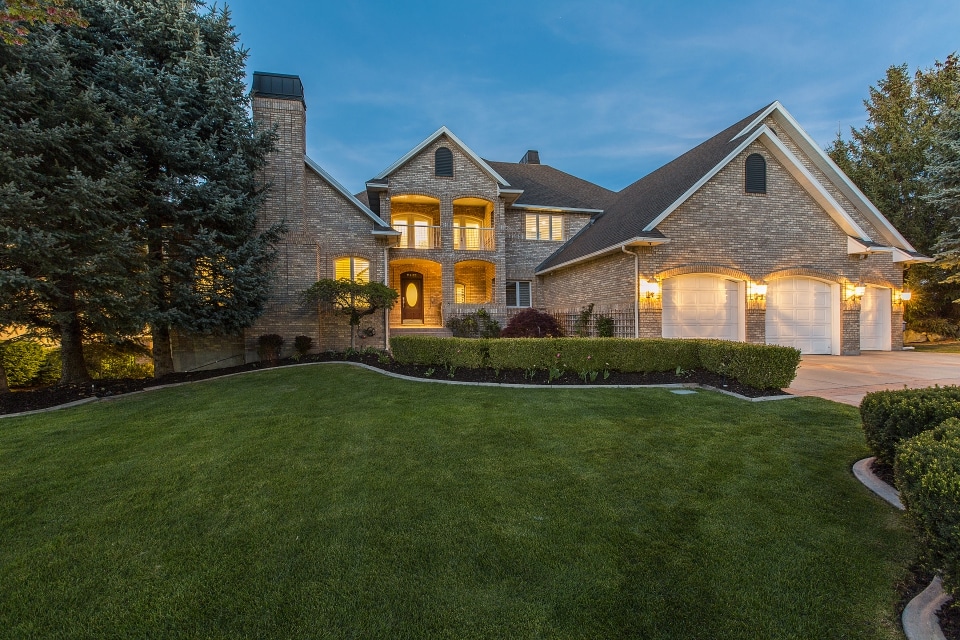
[[224, 0, 960, 194]]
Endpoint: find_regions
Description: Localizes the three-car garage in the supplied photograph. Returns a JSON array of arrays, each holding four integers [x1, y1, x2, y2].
[[660, 274, 892, 354]]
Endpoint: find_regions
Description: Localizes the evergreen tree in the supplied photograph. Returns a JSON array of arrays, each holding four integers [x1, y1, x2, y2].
[[86, 0, 280, 377], [927, 102, 960, 292], [0, 25, 146, 384], [828, 54, 960, 323]]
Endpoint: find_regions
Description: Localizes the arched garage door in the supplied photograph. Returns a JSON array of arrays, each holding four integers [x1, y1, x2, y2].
[[766, 278, 834, 354], [860, 286, 891, 351], [662, 274, 741, 340]]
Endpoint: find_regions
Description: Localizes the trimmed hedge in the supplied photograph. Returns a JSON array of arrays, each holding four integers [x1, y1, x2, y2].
[[860, 386, 960, 466], [895, 417, 960, 596], [391, 336, 801, 390]]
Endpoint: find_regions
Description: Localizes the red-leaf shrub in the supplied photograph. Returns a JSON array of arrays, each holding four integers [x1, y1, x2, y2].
[[500, 309, 564, 338]]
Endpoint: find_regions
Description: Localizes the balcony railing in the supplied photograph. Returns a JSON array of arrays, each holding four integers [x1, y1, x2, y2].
[[396, 225, 441, 249], [453, 226, 495, 251]]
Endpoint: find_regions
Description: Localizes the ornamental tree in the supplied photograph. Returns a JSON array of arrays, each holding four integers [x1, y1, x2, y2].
[[301, 279, 399, 349]]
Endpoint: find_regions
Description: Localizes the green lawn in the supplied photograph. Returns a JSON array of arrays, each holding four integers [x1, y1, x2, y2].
[[910, 340, 960, 353], [0, 365, 911, 639]]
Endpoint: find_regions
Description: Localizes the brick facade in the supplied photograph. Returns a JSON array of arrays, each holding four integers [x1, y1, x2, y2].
[[169, 78, 915, 370]]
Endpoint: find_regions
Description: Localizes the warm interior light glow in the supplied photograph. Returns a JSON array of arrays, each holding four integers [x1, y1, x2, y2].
[[639, 278, 660, 298], [748, 282, 768, 299]]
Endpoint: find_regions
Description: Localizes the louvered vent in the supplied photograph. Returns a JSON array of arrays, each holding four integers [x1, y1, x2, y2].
[[745, 153, 766, 194], [435, 147, 453, 177]]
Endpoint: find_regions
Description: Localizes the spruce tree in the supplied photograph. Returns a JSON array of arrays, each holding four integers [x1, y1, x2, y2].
[[88, 0, 280, 376], [0, 24, 146, 384], [928, 103, 960, 291]]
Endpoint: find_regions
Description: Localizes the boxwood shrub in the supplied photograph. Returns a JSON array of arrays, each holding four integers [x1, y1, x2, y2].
[[860, 386, 960, 466], [895, 417, 960, 596], [392, 336, 801, 389]]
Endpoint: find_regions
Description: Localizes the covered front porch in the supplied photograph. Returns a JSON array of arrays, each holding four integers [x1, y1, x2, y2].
[[388, 258, 498, 329]]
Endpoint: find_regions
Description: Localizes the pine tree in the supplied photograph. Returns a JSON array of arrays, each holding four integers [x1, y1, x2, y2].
[[828, 54, 960, 323], [928, 103, 960, 291], [86, 0, 280, 377], [0, 25, 146, 384]]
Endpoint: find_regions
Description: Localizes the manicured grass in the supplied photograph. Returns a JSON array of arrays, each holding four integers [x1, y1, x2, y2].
[[911, 340, 960, 353], [0, 365, 911, 639]]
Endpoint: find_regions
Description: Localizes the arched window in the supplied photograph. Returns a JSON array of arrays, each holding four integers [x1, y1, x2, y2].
[[435, 147, 453, 177], [334, 256, 370, 283], [745, 153, 766, 194]]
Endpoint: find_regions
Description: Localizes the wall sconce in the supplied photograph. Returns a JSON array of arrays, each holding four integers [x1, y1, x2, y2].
[[747, 281, 768, 301], [900, 290, 912, 302], [853, 283, 866, 298], [639, 278, 661, 299]]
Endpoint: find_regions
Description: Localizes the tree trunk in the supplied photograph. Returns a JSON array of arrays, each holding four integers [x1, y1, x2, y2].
[[0, 359, 8, 394], [152, 323, 175, 378], [59, 311, 91, 385]]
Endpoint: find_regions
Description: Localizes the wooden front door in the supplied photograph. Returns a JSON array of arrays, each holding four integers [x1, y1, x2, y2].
[[400, 272, 424, 324]]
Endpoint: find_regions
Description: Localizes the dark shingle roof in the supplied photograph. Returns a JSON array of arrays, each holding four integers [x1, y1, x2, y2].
[[536, 104, 773, 273], [486, 161, 617, 210]]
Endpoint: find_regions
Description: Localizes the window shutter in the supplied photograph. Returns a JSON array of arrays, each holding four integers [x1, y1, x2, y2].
[[745, 153, 767, 194], [435, 147, 453, 177]]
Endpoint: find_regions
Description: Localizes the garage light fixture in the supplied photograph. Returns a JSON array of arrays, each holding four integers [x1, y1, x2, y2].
[[639, 278, 660, 299], [896, 290, 912, 303], [853, 283, 866, 298], [747, 282, 768, 301]]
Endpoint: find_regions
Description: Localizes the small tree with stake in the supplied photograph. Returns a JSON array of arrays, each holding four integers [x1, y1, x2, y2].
[[301, 279, 398, 350]]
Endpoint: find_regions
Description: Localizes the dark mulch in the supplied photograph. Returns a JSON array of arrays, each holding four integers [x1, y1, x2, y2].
[[1, 350, 788, 416]]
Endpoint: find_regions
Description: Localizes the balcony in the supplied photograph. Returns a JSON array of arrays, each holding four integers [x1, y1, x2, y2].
[[395, 224, 441, 249], [453, 226, 495, 251]]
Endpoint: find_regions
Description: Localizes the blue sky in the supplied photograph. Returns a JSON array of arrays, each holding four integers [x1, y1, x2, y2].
[[224, 0, 959, 194]]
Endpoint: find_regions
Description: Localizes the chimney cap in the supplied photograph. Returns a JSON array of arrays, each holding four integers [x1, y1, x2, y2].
[[252, 72, 305, 106], [520, 150, 540, 165]]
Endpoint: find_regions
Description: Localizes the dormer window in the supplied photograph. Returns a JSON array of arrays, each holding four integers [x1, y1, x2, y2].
[[435, 147, 453, 177], [745, 153, 766, 194]]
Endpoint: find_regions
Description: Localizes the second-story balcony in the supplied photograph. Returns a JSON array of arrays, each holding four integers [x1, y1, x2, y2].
[[453, 226, 495, 251], [396, 223, 442, 249]]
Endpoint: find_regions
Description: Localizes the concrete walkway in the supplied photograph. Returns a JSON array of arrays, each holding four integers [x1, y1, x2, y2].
[[787, 351, 960, 406]]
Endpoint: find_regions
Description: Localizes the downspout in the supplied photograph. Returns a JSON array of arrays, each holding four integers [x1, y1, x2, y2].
[[383, 245, 390, 351], [622, 245, 639, 338]]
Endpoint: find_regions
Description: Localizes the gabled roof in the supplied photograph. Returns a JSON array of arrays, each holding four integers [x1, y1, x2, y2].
[[486, 161, 616, 212], [371, 126, 510, 187], [305, 156, 398, 234], [537, 101, 924, 274]]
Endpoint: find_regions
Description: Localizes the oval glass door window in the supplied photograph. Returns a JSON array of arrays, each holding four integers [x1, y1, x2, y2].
[[405, 282, 419, 307]]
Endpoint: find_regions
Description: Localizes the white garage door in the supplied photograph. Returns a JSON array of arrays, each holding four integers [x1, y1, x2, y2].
[[766, 278, 833, 354], [662, 275, 741, 340], [860, 287, 891, 351]]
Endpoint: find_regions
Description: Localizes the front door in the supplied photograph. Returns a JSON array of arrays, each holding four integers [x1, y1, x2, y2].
[[400, 272, 424, 324]]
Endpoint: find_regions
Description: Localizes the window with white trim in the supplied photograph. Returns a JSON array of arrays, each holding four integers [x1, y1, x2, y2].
[[334, 257, 370, 283], [505, 281, 531, 307], [524, 213, 563, 240]]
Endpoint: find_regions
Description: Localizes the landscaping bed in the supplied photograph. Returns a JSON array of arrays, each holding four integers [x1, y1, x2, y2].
[[1, 350, 787, 416]]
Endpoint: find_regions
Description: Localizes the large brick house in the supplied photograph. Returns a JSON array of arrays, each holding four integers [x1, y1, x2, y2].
[[171, 72, 928, 371]]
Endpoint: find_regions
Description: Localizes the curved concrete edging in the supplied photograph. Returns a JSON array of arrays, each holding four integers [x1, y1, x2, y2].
[[1, 360, 799, 420], [852, 457, 953, 640]]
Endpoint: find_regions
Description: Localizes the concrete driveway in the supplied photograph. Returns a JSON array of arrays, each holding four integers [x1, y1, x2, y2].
[[786, 351, 960, 406]]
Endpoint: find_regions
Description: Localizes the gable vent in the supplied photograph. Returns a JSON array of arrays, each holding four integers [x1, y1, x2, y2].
[[435, 147, 454, 177], [745, 153, 767, 194]]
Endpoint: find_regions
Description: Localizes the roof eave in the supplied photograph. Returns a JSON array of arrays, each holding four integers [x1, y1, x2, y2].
[[536, 237, 670, 275]]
